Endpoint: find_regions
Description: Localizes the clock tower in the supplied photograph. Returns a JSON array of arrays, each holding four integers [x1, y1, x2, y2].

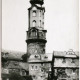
[[26, 0, 47, 55]]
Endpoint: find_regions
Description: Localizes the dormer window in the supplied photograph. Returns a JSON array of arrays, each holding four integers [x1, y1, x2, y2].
[[32, 11, 36, 17], [33, 20, 36, 27]]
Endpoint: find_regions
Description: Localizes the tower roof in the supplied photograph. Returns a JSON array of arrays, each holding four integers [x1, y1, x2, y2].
[[30, 0, 44, 5], [28, 5, 45, 11]]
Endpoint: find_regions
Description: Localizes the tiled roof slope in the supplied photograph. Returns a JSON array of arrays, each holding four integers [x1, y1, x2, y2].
[[2, 50, 26, 60]]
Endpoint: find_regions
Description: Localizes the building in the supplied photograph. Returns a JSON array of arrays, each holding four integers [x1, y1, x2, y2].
[[51, 49, 79, 80], [1, 0, 79, 80], [28, 53, 52, 80], [25, 0, 52, 80], [25, 0, 79, 80], [1, 50, 29, 80]]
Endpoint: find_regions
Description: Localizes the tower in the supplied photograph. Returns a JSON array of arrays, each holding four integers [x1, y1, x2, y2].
[[26, 0, 47, 55], [26, 1, 50, 80]]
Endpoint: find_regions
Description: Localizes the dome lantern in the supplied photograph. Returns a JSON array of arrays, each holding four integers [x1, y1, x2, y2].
[[30, 0, 44, 5]]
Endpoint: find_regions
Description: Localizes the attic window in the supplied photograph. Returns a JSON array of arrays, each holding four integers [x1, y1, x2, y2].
[[32, 11, 36, 17], [41, 63, 43, 66], [33, 20, 36, 27]]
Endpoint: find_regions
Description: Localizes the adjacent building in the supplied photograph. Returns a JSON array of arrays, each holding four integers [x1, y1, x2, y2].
[[1, 50, 29, 80], [51, 49, 79, 80]]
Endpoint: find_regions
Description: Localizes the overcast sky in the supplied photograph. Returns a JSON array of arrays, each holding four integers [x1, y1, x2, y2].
[[2, 0, 79, 53]]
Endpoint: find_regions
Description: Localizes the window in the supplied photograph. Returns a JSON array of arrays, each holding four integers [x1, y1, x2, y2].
[[22, 71, 26, 76], [31, 65, 34, 70], [32, 30, 36, 37], [73, 69, 76, 73], [39, 20, 41, 27], [62, 58, 66, 63], [41, 63, 43, 66], [33, 75, 36, 79], [71, 59, 75, 63], [43, 22, 44, 26], [43, 13, 44, 19], [35, 66, 38, 70], [41, 69, 44, 72], [33, 20, 36, 27], [39, 10, 41, 17], [32, 11, 36, 17]]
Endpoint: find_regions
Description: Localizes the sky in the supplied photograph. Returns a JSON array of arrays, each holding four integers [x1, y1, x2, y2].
[[2, 0, 79, 53]]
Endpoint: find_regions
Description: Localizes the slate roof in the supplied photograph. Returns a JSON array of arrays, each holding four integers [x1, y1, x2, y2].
[[2, 50, 26, 60], [53, 49, 79, 58], [7, 61, 29, 71], [19, 62, 29, 71], [2, 50, 29, 71]]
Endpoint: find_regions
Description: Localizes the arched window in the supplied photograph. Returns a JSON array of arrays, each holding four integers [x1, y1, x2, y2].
[[39, 10, 41, 17], [43, 22, 44, 27], [43, 13, 44, 19], [30, 29, 37, 37], [32, 11, 36, 17], [33, 20, 36, 27], [32, 30, 36, 37]]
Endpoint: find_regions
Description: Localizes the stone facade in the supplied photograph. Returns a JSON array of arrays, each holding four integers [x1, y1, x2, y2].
[[28, 53, 51, 80], [26, 0, 49, 80]]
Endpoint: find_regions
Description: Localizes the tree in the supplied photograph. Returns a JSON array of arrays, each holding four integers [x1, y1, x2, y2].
[[21, 53, 31, 62], [9, 72, 26, 80], [23, 75, 33, 80], [1, 52, 8, 67]]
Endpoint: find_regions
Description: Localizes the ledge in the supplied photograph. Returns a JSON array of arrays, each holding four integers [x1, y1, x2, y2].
[[26, 39, 47, 43]]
